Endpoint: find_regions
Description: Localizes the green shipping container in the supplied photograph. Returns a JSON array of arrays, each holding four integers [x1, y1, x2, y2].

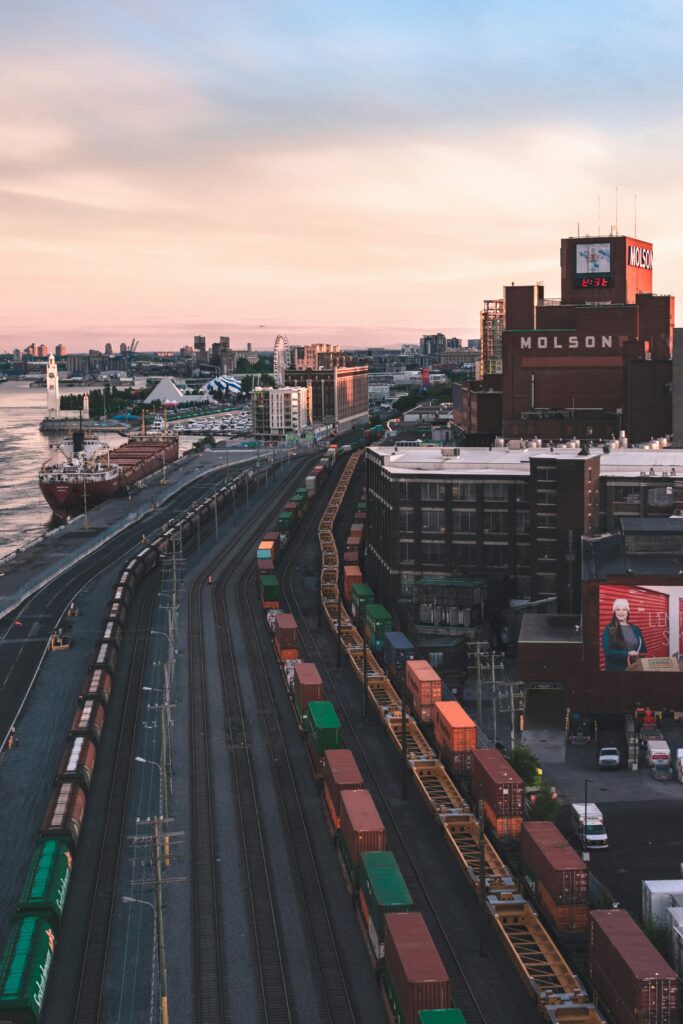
[[357, 500, 367, 511], [351, 583, 375, 619], [359, 852, 412, 960], [419, 1012, 467, 1024], [0, 916, 55, 1024], [365, 604, 392, 652], [278, 510, 294, 530], [258, 575, 280, 602], [307, 701, 342, 756], [17, 839, 72, 931]]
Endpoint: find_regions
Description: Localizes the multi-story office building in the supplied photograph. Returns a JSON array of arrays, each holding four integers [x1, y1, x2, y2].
[[285, 364, 369, 431], [366, 440, 683, 633], [251, 386, 309, 437], [290, 343, 342, 370]]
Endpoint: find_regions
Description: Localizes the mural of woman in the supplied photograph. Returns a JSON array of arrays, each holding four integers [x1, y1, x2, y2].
[[602, 598, 647, 671]]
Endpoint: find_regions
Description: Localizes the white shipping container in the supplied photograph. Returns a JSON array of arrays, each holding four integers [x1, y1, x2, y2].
[[667, 906, 683, 975], [305, 475, 317, 495], [642, 879, 683, 929]]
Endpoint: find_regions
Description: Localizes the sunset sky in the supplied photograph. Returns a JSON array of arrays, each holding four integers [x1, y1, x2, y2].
[[2, 0, 682, 351]]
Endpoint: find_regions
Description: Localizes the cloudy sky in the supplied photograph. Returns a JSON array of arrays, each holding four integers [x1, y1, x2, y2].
[[2, 0, 682, 350]]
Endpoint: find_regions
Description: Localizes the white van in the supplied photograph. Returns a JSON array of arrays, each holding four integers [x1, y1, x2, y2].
[[571, 802, 608, 849]]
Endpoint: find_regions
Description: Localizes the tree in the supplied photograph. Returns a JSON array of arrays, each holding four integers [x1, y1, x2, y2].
[[528, 782, 560, 821], [507, 743, 542, 786]]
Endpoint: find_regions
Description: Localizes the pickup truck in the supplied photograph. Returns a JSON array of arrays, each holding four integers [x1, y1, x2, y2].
[[598, 746, 621, 770]]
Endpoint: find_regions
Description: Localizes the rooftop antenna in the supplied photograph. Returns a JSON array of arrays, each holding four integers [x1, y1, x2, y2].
[[615, 186, 619, 234]]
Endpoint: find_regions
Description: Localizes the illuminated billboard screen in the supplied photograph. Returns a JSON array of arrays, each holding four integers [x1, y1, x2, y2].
[[599, 584, 683, 672], [575, 242, 613, 288]]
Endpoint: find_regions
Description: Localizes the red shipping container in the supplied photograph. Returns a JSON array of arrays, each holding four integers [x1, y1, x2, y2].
[[471, 748, 524, 818], [258, 558, 275, 575], [294, 663, 324, 711], [521, 822, 588, 907], [323, 749, 363, 829], [590, 909, 679, 1024], [343, 566, 363, 603], [384, 913, 450, 1024], [340, 789, 386, 868], [275, 613, 298, 650], [406, 661, 442, 708], [434, 701, 476, 755], [356, 511, 367, 522], [344, 549, 360, 565]]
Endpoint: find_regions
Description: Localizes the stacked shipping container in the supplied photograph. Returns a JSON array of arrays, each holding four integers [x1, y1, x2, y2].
[[471, 748, 524, 838], [406, 662, 443, 724], [521, 822, 589, 934], [433, 701, 476, 770]]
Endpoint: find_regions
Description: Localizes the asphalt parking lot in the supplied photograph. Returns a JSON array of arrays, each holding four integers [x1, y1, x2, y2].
[[526, 710, 683, 919]]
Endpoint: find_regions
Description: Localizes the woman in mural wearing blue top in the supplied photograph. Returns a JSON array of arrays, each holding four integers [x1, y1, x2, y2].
[[602, 598, 646, 671]]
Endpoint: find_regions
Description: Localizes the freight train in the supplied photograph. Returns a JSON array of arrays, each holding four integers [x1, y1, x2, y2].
[[259, 467, 469, 1023], [0, 470, 254, 1024]]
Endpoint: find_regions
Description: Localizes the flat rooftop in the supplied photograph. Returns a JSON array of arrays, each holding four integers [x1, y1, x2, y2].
[[370, 443, 683, 479], [518, 615, 583, 644]]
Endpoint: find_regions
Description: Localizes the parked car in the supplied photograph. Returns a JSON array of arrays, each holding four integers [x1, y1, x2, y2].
[[598, 746, 621, 770]]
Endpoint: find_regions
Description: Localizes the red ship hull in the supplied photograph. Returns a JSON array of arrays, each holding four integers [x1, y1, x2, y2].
[[39, 436, 180, 518]]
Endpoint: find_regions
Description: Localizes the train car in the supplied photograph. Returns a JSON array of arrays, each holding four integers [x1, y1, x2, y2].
[[111, 582, 133, 612], [433, 701, 475, 768], [471, 749, 524, 839], [40, 782, 86, 853], [107, 599, 128, 629], [384, 632, 416, 687], [339, 789, 386, 889], [153, 533, 171, 557], [274, 614, 298, 662], [520, 822, 589, 935], [116, 571, 137, 598], [80, 667, 113, 707], [56, 736, 97, 794], [258, 574, 280, 610], [198, 501, 211, 523], [358, 852, 413, 963], [92, 640, 118, 678], [351, 583, 374, 621], [257, 557, 275, 576], [418, 1012, 467, 1024], [100, 619, 123, 652], [69, 700, 106, 746], [383, 913, 451, 1024], [343, 568, 364, 605], [322, 750, 363, 831], [16, 837, 72, 931], [0, 914, 55, 1024], [406, 664, 443, 725], [306, 701, 343, 778], [180, 516, 195, 541], [125, 557, 146, 583], [292, 663, 324, 730], [364, 605, 393, 656]]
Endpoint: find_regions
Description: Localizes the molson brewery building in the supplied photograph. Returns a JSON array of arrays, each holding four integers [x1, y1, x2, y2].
[[501, 234, 674, 442]]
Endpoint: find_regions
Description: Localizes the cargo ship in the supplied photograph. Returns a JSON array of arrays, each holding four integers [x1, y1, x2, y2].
[[39, 431, 179, 518]]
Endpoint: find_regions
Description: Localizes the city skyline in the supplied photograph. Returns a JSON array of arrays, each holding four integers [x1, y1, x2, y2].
[[2, 1, 683, 350]]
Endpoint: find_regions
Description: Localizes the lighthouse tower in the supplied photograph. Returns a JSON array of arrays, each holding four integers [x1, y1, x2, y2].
[[46, 353, 60, 418]]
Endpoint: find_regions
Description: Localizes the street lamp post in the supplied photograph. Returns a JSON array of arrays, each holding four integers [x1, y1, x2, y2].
[[136, 756, 170, 869], [121, 894, 167, 1024]]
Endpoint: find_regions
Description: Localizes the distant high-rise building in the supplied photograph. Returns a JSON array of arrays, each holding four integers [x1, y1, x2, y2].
[[480, 299, 505, 376], [193, 335, 206, 359], [120, 342, 127, 354], [104, 342, 113, 356], [273, 334, 290, 387], [25, 343, 36, 357], [12, 348, 21, 362], [37, 344, 48, 358], [219, 336, 230, 350], [55, 344, 67, 358]]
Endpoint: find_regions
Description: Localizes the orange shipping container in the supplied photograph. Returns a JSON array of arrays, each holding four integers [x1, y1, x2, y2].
[[343, 566, 363, 603], [484, 805, 523, 838], [537, 882, 589, 933], [434, 701, 477, 755], [406, 661, 442, 709]]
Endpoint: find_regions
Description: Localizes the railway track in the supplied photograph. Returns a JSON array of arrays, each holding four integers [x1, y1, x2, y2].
[[188, 452, 354, 1022], [73, 585, 156, 1023], [223, 556, 358, 1023], [278, 461, 494, 1024]]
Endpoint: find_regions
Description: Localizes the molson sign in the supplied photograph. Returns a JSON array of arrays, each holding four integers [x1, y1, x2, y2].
[[519, 335, 614, 351], [628, 244, 653, 269]]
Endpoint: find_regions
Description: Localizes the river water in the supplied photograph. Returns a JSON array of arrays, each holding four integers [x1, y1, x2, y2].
[[0, 381, 202, 562]]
